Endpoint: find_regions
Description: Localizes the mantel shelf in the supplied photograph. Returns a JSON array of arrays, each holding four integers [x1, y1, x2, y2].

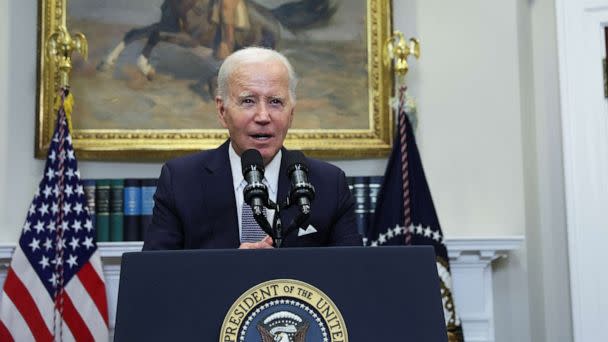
[[0, 236, 523, 262]]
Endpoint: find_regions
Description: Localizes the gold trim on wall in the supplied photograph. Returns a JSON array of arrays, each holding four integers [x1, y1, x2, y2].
[[36, 0, 393, 161]]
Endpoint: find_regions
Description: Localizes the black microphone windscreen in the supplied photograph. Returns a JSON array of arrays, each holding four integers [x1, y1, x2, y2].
[[286, 150, 308, 174], [241, 149, 264, 176]]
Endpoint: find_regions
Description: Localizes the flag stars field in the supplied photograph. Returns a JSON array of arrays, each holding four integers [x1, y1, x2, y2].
[[38, 203, 49, 216], [46, 221, 55, 232], [28, 238, 40, 252], [43, 238, 53, 251], [82, 237, 95, 249], [39, 255, 50, 269], [84, 219, 93, 232], [69, 237, 80, 250], [34, 221, 45, 234], [66, 255, 78, 268], [66, 168, 75, 179], [367, 224, 444, 246], [72, 219, 83, 232], [64, 184, 74, 197], [75, 184, 84, 196], [62, 203, 72, 215], [73, 203, 83, 215], [46, 168, 55, 181], [43, 185, 53, 198]]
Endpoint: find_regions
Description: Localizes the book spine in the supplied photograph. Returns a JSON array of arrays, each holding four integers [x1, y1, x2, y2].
[[140, 178, 158, 241], [110, 179, 124, 242], [123, 179, 142, 241], [368, 176, 383, 235], [95, 179, 111, 242], [352, 176, 369, 237], [82, 179, 96, 229]]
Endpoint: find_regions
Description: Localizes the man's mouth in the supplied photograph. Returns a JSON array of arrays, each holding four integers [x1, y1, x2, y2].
[[250, 133, 273, 141]]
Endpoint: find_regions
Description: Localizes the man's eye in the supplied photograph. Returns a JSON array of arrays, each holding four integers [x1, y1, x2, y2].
[[241, 98, 254, 104], [270, 99, 283, 105]]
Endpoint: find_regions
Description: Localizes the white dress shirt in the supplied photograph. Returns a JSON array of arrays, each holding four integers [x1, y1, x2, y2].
[[228, 143, 280, 240]]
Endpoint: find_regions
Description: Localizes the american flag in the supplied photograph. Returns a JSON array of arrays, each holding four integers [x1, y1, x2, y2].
[[366, 86, 465, 341], [0, 89, 109, 341]]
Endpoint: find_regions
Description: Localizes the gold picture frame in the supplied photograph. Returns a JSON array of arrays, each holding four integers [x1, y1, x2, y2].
[[36, 0, 393, 161]]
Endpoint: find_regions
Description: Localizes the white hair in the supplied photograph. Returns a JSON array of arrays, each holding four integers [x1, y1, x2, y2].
[[216, 47, 298, 103]]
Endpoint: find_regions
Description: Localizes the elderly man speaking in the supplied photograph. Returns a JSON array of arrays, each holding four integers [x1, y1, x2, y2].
[[143, 47, 362, 250]]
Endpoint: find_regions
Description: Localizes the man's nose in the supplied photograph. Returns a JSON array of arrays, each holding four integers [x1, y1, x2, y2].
[[254, 103, 271, 123]]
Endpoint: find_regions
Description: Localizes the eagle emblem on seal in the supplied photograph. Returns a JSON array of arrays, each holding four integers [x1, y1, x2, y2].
[[256, 311, 310, 342]]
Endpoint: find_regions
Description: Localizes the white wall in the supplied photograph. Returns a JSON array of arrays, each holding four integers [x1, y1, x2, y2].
[[1, 0, 45, 243], [521, 0, 573, 340], [397, 0, 527, 237]]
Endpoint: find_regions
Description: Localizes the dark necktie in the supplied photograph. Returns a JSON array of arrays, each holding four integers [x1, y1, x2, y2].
[[241, 202, 267, 243]]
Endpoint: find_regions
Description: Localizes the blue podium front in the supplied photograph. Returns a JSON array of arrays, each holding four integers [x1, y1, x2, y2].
[[114, 246, 447, 341]]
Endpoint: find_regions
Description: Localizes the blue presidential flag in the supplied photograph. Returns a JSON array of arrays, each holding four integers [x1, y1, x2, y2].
[[367, 95, 464, 341]]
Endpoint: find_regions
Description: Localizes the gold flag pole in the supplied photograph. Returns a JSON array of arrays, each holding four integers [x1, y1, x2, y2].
[[384, 32, 465, 342], [45, 0, 88, 133]]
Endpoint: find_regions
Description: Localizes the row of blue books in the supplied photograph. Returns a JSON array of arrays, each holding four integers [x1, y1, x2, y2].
[[82, 178, 157, 242], [80, 176, 383, 242]]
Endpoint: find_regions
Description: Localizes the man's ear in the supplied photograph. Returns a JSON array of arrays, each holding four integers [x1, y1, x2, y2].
[[216, 96, 228, 128]]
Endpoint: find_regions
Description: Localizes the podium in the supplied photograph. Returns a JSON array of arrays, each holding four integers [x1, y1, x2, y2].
[[114, 246, 447, 341]]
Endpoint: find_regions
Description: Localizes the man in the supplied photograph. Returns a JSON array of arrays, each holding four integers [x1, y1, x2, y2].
[[143, 47, 362, 250]]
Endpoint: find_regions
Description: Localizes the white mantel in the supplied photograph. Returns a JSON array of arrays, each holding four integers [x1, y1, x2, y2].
[[0, 236, 523, 342]]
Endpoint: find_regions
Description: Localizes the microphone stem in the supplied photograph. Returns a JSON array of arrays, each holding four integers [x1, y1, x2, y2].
[[273, 205, 283, 248]]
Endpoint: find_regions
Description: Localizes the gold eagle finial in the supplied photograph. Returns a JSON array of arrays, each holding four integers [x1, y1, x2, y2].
[[46, 25, 88, 88], [385, 30, 420, 79]]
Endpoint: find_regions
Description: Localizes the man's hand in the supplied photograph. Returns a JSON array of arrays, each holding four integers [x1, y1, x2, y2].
[[239, 235, 274, 249]]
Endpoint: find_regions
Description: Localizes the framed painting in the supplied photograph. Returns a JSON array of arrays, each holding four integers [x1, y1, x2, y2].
[[36, 0, 393, 160]]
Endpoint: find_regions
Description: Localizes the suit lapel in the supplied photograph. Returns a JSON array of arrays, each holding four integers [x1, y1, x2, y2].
[[204, 140, 240, 247]]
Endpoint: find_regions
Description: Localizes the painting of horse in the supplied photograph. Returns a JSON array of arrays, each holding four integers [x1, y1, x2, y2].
[[67, 0, 369, 131]]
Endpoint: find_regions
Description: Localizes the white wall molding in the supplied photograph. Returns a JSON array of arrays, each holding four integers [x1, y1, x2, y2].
[[447, 236, 523, 262], [446, 236, 524, 342], [0, 236, 523, 341]]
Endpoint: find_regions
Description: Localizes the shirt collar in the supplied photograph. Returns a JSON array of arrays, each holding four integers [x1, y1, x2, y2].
[[228, 143, 281, 194]]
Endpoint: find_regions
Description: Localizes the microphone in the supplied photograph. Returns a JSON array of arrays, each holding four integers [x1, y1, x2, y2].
[[286, 151, 315, 215], [241, 149, 269, 217]]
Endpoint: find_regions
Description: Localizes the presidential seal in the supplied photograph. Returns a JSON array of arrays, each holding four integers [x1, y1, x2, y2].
[[220, 279, 348, 342]]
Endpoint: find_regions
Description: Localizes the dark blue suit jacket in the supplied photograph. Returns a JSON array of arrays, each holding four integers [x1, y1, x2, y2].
[[143, 141, 362, 250]]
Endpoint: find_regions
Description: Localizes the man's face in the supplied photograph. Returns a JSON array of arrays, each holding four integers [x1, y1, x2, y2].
[[216, 60, 294, 165]]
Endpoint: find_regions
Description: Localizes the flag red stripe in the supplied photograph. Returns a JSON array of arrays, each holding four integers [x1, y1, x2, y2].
[[61, 292, 95, 342], [77, 261, 109, 325], [3, 268, 53, 342], [0, 320, 15, 342]]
